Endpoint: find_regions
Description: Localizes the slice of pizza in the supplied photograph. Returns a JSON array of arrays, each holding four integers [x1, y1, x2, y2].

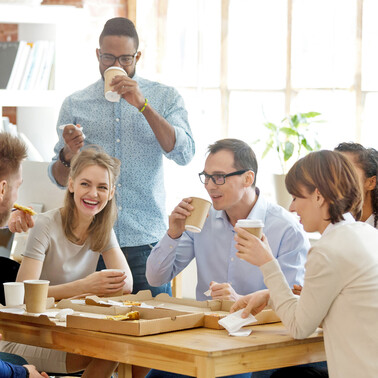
[[122, 300, 142, 306], [13, 203, 37, 216], [106, 311, 140, 321]]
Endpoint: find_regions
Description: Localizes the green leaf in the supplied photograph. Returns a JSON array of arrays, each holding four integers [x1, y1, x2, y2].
[[262, 140, 274, 158], [290, 114, 299, 128], [301, 138, 313, 151], [283, 141, 294, 161], [301, 111, 321, 119], [280, 127, 299, 137], [264, 122, 277, 131]]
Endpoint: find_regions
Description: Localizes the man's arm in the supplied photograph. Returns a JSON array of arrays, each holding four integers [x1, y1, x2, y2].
[[113, 75, 194, 164]]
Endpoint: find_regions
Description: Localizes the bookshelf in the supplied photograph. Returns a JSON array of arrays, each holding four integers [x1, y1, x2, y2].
[[0, 4, 87, 161]]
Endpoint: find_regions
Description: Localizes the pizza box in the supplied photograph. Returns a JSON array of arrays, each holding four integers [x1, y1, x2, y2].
[[66, 306, 204, 336], [57, 290, 280, 331]]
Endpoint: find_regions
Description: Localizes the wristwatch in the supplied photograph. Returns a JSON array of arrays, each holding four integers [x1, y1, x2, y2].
[[59, 148, 71, 168]]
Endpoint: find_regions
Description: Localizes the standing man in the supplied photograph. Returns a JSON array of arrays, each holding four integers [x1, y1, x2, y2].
[[48, 17, 195, 296], [0, 132, 48, 378], [146, 139, 309, 301]]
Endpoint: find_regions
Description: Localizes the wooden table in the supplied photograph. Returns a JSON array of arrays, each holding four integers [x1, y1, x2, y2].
[[0, 314, 325, 378]]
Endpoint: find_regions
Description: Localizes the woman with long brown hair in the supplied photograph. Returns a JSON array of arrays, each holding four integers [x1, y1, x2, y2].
[[0, 147, 132, 377], [232, 150, 378, 378]]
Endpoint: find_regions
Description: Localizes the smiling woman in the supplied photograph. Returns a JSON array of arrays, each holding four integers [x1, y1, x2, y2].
[[0, 146, 133, 377]]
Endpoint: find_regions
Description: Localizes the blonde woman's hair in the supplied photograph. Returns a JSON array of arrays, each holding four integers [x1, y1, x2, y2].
[[61, 146, 121, 251]]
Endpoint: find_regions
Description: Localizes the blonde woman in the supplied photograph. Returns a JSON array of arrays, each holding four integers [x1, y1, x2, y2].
[[232, 151, 378, 378], [0, 147, 133, 377]]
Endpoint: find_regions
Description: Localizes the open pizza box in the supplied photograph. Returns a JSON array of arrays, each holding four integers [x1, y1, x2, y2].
[[57, 290, 280, 332]]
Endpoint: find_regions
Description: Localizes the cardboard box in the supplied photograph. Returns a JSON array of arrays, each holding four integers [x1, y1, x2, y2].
[[57, 290, 280, 332], [67, 307, 204, 336]]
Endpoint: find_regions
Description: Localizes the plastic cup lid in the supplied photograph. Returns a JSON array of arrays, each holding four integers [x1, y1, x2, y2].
[[235, 219, 264, 228]]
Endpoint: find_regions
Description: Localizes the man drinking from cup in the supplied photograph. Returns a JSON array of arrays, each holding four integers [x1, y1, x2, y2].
[[147, 138, 309, 301]]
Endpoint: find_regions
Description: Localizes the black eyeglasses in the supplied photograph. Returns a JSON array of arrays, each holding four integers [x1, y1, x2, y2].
[[198, 169, 252, 185], [99, 52, 138, 67]]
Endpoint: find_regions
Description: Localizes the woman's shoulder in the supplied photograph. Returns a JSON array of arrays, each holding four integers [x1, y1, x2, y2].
[[34, 208, 62, 229]]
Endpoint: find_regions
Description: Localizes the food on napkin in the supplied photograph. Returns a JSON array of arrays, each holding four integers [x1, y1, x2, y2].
[[106, 311, 140, 321], [13, 203, 37, 216]]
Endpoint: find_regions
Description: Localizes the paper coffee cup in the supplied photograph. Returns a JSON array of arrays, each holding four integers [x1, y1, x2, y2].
[[185, 197, 212, 233], [235, 219, 264, 239], [23, 280, 49, 313], [104, 66, 127, 102], [101, 269, 125, 297], [3, 282, 24, 307]]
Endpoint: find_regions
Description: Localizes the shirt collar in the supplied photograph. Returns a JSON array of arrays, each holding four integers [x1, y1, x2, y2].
[[322, 212, 355, 237], [215, 187, 267, 224]]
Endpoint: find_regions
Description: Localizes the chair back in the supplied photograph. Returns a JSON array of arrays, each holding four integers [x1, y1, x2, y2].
[[0, 256, 20, 305]]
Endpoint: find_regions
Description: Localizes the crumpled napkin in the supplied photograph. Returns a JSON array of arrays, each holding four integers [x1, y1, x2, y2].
[[218, 309, 257, 334]]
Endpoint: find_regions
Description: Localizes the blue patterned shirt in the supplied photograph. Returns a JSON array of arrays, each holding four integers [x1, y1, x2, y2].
[[48, 76, 195, 247]]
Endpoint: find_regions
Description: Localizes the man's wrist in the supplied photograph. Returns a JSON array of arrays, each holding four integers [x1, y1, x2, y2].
[[167, 230, 182, 239], [59, 148, 71, 168]]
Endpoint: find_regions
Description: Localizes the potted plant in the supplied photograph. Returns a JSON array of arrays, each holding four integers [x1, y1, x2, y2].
[[261, 111, 322, 208]]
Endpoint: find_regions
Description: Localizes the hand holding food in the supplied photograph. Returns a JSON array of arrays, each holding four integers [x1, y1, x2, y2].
[[81, 270, 126, 296], [209, 281, 242, 301], [8, 206, 35, 233]]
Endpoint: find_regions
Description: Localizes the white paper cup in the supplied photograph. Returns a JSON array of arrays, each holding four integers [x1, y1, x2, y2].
[[104, 66, 127, 102], [101, 269, 125, 297], [184, 197, 212, 233], [23, 280, 49, 313], [3, 282, 24, 307], [235, 219, 264, 239]]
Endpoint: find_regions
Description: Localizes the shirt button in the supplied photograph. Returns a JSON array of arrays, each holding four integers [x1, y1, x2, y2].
[[118, 183, 121, 187], [231, 257, 234, 262], [116, 118, 120, 122], [169, 245, 173, 249], [116, 139, 120, 143], [119, 206, 122, 210]]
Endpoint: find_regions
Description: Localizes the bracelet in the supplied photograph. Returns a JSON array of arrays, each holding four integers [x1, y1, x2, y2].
[[139, 98, 148, 113], [59, 148, 71, 168]]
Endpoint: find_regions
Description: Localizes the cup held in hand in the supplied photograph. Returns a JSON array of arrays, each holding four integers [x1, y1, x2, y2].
[[101, 269, 125, 297], [235, 219, 264, 239], [104, 66, 127, 102], [185, 197, 211, 233], [3, 282, 24, 307], [23, 280, 49, 313]]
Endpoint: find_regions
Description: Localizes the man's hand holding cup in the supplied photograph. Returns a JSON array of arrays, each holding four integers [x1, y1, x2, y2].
[[167, 198, 194, 239]]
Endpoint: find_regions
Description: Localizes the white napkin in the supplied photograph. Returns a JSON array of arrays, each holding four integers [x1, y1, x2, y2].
[[203, 289, 212, 297], [218, 309, 257, 334], [59, 124, 86, 139]]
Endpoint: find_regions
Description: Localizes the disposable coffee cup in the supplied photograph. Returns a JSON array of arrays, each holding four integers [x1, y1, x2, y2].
[[23, 280, 49, 313], [235, 219, 264, 239], [104, 66, 127, 102], [101, 269, 125, 297], [3, 282, 24, 307], [185, 197, 212, 233]]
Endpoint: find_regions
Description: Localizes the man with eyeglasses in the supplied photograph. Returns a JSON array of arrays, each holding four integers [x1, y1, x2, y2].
[[48, 17, 194, 298], [146, 139, 309, 302]]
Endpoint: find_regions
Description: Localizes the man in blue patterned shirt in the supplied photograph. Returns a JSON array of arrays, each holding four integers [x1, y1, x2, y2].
[[48, 17, 195, 296]]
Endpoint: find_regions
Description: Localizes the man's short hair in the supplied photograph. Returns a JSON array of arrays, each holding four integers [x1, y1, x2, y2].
[[0, 133, 27, 180], [99, 17, 139, 50], [207, 139, 258, 186]]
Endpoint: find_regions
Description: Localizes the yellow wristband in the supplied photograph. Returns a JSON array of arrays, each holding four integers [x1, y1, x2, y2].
[[139, 98, 148, 113]]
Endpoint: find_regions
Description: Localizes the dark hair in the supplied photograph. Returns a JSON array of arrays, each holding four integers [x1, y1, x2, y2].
[[99, 17, 139, 49], [335, 142, 378, 227], [0, 132, 27, 180], [285, 150, 362, 224], [207, 139, 258, 186]]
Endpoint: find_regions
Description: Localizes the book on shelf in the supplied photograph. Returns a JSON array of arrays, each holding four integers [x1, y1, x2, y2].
[[3, 41, 55, 91], [0, 41, 20, 89]]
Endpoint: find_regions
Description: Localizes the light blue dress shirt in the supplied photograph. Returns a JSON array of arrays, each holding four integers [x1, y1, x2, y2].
[[146, 190, 309, 300], [48, 76, 195, 247]]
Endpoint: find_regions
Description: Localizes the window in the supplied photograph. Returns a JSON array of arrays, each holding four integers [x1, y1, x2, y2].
[[136, 0, 378, 207]]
